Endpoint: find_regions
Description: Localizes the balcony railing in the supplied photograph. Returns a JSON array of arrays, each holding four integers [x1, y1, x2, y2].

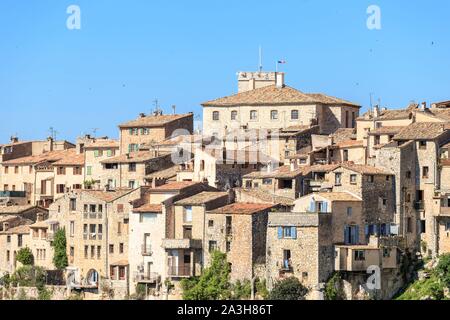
[[167, 265, 191, 277], [415, 201, 425, 210], [83, 212, 103, 219], [141, 244, 152, 256], [0, 191, 26, 198], [134, 272, 160, 283]]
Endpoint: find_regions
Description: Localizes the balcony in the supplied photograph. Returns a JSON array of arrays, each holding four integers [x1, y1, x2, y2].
[[0, 191, 26, 198], [414, 201, 425, 211], [167, 265, 191, 277], [141, 244, 152, 256], [134, 272, 160, 283], [162, 238, 202, 249]]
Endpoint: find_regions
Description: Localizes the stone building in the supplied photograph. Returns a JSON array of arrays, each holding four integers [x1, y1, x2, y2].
[[205, 202, 275, 282], [118, 112, 193, 154], [49, 188, 142, 296], [202, 71, 360, 137]]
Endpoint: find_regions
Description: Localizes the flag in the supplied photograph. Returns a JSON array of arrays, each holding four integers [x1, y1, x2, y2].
[[278, 60, 287, 64]]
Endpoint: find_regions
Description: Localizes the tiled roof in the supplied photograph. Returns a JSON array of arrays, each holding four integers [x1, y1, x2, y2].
[[358, 105, 416, 121], [0, 205, 42, 215], [421, 109, 450, 121], [330, 128, 356, 144], [0, 215, 19, 223], [146, 166, 179, 180], [101, 151, 162, 164], [84, 139, 119, 149], [119, 113, 193, 128], [202, 85, 360, 107], [52, 149, 85, 166], [151, 181, 201, 192], [333, 140, 364, 149], [0, 224, 31, 235], [337, 162, 393, 175], [441, 159, 450, 167], [207, 203, 276, 215], [83, 189, 134, 202], [133, 203, 163, 213], [394, 122, 449, 140], [174, 192, 229, 206], [235, 188, 294, 206], [368, 126, 405, 136], [314, 192, 362, 202], [2, 148, 77, 166], [243, 165, 304, 179], [302, 164, 340, 175]]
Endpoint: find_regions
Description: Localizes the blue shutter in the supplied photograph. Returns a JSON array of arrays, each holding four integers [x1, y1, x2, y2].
[[344, 225, 349, 244], [278, 227, 283, 239], [364, 225, 369, 237], [309, 200, 315, 212], [355, 226, 360, 244], [386, 224, 391, 235], [291, 227, 297, 239], [323, 201, 328, 213]]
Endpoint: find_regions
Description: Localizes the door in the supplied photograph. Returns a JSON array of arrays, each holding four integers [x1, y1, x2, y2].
[[344, 225, 359, 245]]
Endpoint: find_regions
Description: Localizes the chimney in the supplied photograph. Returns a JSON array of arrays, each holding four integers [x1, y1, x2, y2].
[[373, 105, 380, 118], [139, 113, 146, 118], [47, 136, 54, 152], [2, 222, 9, 231], [10, 136, 19, 144], [172, 105, 176, 115], [36, 213, 44, 222]]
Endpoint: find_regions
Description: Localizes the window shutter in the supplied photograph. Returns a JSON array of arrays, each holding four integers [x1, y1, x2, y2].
[[309, 201, 315, 212], [344, 225, 349, 244], [323, 201, 328, 213], [291, 227, 297, 239], [364, 225, 369, 237], [355, 225, 360, 244], [278, 227, 283, 239]]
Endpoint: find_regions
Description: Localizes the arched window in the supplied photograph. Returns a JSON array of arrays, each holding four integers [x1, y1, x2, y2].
[[250, 110, 258, 120], [212, 111, 220, 121], [271, 110, 278, 120], [231, 110, 238, 121], [291, 110, 299, 120]]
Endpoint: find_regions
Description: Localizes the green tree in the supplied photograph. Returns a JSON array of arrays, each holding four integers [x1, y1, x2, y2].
[[52, 228, 68, 270], [324, 272, 346, 300], [268, 277, 308, 300], [16, 247, 34, 266], [435, 254, 450, 286], [181, 251, 231, 300]]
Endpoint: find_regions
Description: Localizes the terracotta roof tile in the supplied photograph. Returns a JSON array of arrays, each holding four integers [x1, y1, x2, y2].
[[368, 126, 405, 136], [333, 140, 364, 149], [175, 192, 229, 206], [243, 165, 304, 179], [0, 205, 43, 215], [119, 113, 193, 128], [2, 148, 77, 166], [133, 204, 163, 213], [314, 192, 362, 202], [83, 189, 134, 202], [151, 181, 201, 192], [101, 151, 165, 164], [84, 139, 119, 149], [207, 203, 276, 215], [337, 162, 393, 175], [202, 85, 360, 107], [394, 122, 449, 140]]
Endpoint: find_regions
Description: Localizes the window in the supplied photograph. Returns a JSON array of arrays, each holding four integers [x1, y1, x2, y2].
[[278, 226, 297, 239], [97, 246, 101, 259], [91, 246, 95, 259], [119, 243, 124, 254], [343, 150, 349, 162], [291, 110, 299, 120], [368, 175, 375, 183], [407, 217, 413, 233], [14, 166, 19, 174], [263, 178, 273, 185], [208, 241, 218, 252], [70, 198, 77, 211], [84, 246, 88, 259], [4, 166, 9, 174], [374, 135, 381, 146], [7, 235, 11, 243], [70, 246, 74, 257], [345, 111, 349, 128], [208, 220, 214, 227], [212, 111, 220, 121], [419, 141, 427, 149], [354, 250, 365, 261], [226, 241, 231, 252], [118, 222, 123, 235], [347, 207, 353, 216], [335, 173, 342, 186], [57, 167, 66, 175], [73, 184, 82, 190], [128, 144, 139, 153], [406, 171, 411, 179], [350, 174, 357, 184], [6, 250, 10, 262], [119, 267, 126, 280], [386, 175, 390, 181], [109, 244, 114, 254], [117, 204, 124, 213], [18, 234, 23, 247], [250, 110, 258, 120], [56, 184, 65, 194], [270, 110, 278, 120], [86, 166, 92, 176], [422, 166, 429, 179], [73, 167, 82, 175], [29, 166, 33, 174], [351, 112, 356, 128], [184, 206, 193, 223], [69, 221, 75, 237], [283, 250, 292, 269], [231, 110, 238, 121], [128, 180, 136, 189], [445, 222, 450, 232], [128, 163, 136, 172]]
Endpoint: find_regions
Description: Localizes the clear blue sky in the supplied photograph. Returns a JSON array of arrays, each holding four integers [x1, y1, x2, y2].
[[1, 0, 449, 143]]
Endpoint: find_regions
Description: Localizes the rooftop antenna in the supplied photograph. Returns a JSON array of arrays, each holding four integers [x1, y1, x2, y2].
[[49, 127, 58, 140], [153, 98, 162, 115], [258, 46, 263, 73], [172, 105, 176, 115], [92, 128, 100, 137]]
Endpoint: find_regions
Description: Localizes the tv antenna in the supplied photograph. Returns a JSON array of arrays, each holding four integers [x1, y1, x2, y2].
[[49, 127, 58, 140], [258, 46, 263, 73]]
